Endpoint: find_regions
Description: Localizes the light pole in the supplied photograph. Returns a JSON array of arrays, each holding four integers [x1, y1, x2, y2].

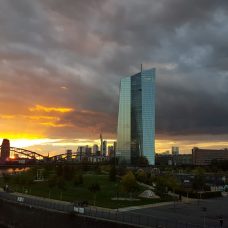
[[202, 207, 207, 228]]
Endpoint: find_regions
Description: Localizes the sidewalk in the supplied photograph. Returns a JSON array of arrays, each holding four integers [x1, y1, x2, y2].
[[118, 201, 174, 212], [118, 197, 197, 212]]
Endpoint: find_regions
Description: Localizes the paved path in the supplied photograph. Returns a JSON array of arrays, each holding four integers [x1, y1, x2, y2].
[[119, 201, 175, 212], [123, 196, 228, 228]]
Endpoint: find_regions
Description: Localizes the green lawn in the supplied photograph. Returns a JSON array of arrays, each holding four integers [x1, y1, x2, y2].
[[1, 174, 171, 209]]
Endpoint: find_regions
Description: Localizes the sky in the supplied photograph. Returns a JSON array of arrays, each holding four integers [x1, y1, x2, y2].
[[1, 0, 228, 155]]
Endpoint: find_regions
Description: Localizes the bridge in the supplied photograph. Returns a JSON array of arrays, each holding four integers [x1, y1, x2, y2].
[[0, 146, 46, 160], [0, 146, 109, 164]]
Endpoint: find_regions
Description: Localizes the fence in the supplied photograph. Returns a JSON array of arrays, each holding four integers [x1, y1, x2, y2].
[[0, 191, 220, 228]]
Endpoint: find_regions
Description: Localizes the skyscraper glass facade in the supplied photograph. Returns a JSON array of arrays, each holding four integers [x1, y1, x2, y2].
[[116, 77, 131, 162], [117, 68, 155, 165]]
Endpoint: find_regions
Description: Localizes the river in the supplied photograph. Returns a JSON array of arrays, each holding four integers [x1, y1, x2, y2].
[[0, 167, 30, 176]]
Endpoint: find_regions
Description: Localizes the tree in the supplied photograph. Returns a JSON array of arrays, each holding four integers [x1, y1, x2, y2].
[[211, 160, 228, 171], [47, 175, 57, 198], [167, 175, 181, 193], [109, 157, 119, 166], [192, 168, 206, 191], [56, 165, 63, 177], [48, 175, 57, 188], [137, 156, 149, 167], [94, 164, 101, 174], [117, 160, 127, 176], [2, 173, 11, 184], [135, 169, 147, 183], [109, 165, 117, 182], [24, 173, 34, 190], [166, 175, 181, 207], [63, 165, 75, 181], [88, 183, 100, 206], [154, 176, 167, 197], [121, 171, 138, 197], [74, 173, 83, 186], [57, 177, 66, 191], [81, 157, 89, 171]]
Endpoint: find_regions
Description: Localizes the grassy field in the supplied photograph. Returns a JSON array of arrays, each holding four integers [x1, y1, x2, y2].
[[1, 173, 171, 209]]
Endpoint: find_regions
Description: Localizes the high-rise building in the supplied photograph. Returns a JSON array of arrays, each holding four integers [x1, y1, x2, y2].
[[108, 146, 114, 157], [1, 139, 10, 161], [92, 144, 99, 154], [86, 147, 92, 156], [113, 141, 117, 157], [117, 68, 155, 165], [103, 140, 107, 156], [172, 146, 179, 155], [100, 134, 103, 155], [66, 149, 72, 161]]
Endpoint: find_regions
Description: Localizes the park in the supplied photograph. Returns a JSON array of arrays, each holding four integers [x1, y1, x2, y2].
[[0, 163, 173, 209]]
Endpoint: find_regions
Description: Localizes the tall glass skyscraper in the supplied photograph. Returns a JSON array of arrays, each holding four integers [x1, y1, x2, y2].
[[117, 68, 155, 165]]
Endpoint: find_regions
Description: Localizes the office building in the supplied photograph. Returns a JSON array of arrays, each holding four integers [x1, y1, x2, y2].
[[66, 150, 72, 161], [113, 141, 117, 155], [172, 146, 179, 155], [155, 154, 192, 166], [103, 140, 107, 156], [1, 139, 10, 161], [117, 67, 155, 165], [86, 147, 92, 156], [100, 134, 103, 156], [92, 144, 99, 154], [192, 147, 228, 165], [108, 146, 114, 157]]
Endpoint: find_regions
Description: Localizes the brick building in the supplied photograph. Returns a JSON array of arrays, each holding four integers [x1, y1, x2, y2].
[[192, 147, 228, 165]]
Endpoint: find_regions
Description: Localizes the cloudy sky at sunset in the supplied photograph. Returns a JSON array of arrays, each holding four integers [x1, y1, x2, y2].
[[1, 0, 228, 155]]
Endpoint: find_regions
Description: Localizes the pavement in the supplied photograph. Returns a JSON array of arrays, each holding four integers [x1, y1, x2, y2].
[[122, 196, 228, 227], [118, 201, 175, 212]]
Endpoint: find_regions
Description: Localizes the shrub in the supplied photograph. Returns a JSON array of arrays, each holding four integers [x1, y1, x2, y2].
[[109, 166, 117, 182], [74, 174, 83, 186], [57, 177, 65, 190], [48, 175, 57, 188], [121, 171, 138, 194], [135, 169, 147, 183], [175, 190, 222, 199], [88, 182, 101, 206]]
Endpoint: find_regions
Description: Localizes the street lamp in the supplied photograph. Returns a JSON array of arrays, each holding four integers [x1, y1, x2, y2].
[[202, 207, 207, 228]]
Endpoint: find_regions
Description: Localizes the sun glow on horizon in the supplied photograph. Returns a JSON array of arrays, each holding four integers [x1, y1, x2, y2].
[[0, 137, 59, 149], [1, 135, 228, 156]]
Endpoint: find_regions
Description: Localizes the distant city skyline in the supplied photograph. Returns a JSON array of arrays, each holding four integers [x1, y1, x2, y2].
[[1, 1, 228, 156], [2, 134, 228, 158]]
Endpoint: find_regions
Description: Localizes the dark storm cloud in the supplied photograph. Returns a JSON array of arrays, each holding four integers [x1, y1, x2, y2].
[[0, 0, 228, 138]]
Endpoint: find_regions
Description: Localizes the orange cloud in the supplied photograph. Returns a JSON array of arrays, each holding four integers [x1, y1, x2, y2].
[[0, 133, 44, 140], [40, 122, 73, 128], [29, 105, 74, 113], [0, 115, 16, 119], [26, 115, 60, 121]]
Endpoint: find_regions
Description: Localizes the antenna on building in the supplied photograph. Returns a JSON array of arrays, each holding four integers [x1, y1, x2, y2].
[[141, 63, 143, 73]]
